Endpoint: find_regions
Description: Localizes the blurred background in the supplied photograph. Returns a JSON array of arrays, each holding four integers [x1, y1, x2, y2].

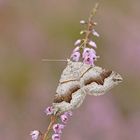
[[0, 0, 140, 140]]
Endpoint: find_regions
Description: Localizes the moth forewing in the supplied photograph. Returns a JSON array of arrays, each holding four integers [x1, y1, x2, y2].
[[85, 71, 123, 96], [55, 81, 80, 97], [80, 66, 105, 85]]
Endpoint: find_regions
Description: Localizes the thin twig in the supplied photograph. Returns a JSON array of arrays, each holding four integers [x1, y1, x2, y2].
[[83, 2, 99, 48], [43, 115, 57, 140]]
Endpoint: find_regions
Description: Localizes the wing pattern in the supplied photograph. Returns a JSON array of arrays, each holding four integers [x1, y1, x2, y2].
[[53, 61, 122, 114]]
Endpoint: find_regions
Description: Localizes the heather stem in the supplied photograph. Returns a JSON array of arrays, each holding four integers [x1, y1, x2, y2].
[[40, 132, 44, 140], [43, 115, 57, 140], [83, 3, 99, 48]]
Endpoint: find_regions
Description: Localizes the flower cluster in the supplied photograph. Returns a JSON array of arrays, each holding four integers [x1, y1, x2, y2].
[[70, 18, 100, 66], [30, 106, 72, 140], [45, 106, 73, 140], [52, 111, 72, 140], [30, 5, 100, 140]]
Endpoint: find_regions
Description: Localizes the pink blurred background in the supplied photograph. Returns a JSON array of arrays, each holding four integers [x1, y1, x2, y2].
[[0, 0, 140, 140]]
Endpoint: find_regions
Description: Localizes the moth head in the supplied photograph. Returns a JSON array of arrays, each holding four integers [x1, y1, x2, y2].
[[111, 71, 123, 84]]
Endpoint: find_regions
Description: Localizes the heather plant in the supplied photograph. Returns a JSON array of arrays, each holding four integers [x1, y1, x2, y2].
[[30, 3, 122, 140]]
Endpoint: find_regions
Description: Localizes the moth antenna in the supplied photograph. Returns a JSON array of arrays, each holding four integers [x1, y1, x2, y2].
[[41, 58, 70, 62]]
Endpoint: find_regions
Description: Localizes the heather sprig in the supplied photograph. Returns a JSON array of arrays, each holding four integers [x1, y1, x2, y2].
[[30, 4, 99, 140], [71, 3, 100, 66]]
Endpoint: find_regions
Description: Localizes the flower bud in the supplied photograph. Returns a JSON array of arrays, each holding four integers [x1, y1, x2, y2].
[[30, 130, 40, 140], [80, 20, 86, 24], [74, 39, 81, 46], [88, 40, 97, 48]]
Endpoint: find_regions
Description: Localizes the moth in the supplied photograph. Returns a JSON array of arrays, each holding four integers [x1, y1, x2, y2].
[[53, 60, 123, 114]]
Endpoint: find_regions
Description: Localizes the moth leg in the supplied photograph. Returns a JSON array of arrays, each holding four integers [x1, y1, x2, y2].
[[53, 101, 73, 115]]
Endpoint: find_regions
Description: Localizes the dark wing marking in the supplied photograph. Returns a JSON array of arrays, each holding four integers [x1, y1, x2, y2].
[[53, 85, 80, 103], [84, 70, 112, 85]]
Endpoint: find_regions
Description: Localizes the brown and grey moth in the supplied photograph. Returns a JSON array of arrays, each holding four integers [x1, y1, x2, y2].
[[53, 60, 123, 114]]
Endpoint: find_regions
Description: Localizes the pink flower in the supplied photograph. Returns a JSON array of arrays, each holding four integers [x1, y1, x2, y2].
[[30, 130, 40, 140], [74, 39, 81, 46], [92, 30, 100, 37], [52, 134, 61, 140], [53, 124, 65, 134], [70, 51, 80, 62], [64, 111, 73, 117], [83, 56, 95, 66], [44, 106, 54, 115], [60, 114, 68, 124], [82, 48, 96, 59], [88, 40, 97, 48], [72, 46, 80, 53]]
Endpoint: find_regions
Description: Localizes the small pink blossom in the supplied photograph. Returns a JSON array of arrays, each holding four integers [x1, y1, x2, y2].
[[83, 56, 95, 66], [30, 130, 40, 140], [60, 114, 68, 124], [82, 48, 96, 66], [64, 111, 73, 117], [53, 124, 65, 134], [88, 51, 96, 59], [44, 106, 54, 115], [82, 48, 96, 59], [70, 51, 80, 62], [74, 39, 81, 46], [72, 46, 80, 53], [88, 40, 97, 48], [52, 134, 61, 140], [92, 30, 100, 37]]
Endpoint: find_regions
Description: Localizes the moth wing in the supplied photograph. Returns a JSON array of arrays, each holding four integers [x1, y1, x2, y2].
[[81, 66, 122, 96], [59, 61, 91, 83], [53, 61, 89, 114], [53, 89, 86, 114]]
